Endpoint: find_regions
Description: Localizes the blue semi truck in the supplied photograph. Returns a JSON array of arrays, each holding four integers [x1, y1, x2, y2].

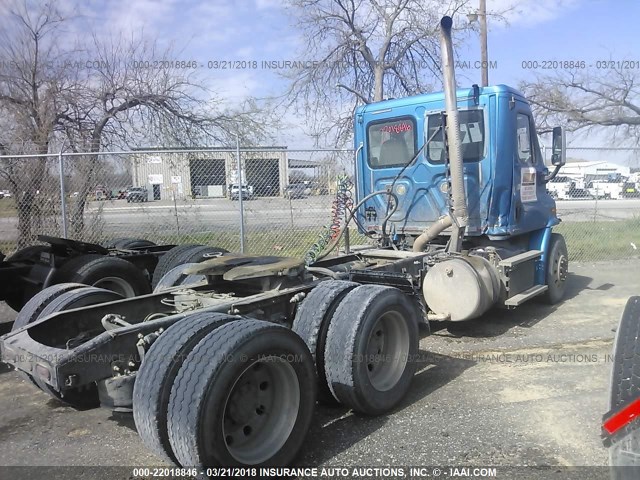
[[1, 17, 568, 468]]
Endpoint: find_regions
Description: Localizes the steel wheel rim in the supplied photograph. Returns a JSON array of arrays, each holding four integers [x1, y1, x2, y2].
[[222, 357, 300, 464], [92, 276, 135, 297], [365, 310, 410, 391], [552, 252, 568, 288]]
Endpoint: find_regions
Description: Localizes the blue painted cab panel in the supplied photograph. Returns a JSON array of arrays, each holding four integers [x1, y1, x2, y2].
[[354, 85, 559, 239]]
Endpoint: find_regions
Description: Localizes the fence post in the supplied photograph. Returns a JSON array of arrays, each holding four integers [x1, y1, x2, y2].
[[58, 150, 68, 238], [236, 136, 245, 254]]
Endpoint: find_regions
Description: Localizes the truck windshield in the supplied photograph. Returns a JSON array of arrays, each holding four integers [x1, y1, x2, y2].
[[426, 109, 485, 164], [367, 117, 416, 168]]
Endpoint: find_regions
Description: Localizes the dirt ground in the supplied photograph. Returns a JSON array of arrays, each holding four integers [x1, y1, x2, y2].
[[0, 258, 638, 479]]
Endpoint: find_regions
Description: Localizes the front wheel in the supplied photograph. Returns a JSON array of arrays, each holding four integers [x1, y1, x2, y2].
[[542, 233, 569, 304]]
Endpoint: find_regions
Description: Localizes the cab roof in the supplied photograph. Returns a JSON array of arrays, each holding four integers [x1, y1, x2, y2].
[[356, 84, 525, 115]]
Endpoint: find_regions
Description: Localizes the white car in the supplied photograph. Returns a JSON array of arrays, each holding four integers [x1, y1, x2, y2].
[[229, 184, 254, 200]]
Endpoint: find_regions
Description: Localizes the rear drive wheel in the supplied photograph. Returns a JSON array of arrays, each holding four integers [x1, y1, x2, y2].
[[167, 319, 316, 467], [134, 312, 238, 465], [324, 285, 419, 415], [292, 280, 359, 404], [28, 286, 123, 408], [11, 283, 87, 386], [542, 233, 569, 305], [54, 254, 151, 298], [12, 283, 86, 331], [153, 263, 206, 293], [151, 244, 227, 289]]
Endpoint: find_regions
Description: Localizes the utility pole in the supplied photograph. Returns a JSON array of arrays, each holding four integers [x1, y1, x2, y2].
[[479, 0, 488, 86]]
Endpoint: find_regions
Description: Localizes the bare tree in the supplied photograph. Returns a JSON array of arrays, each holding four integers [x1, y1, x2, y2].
[[0, 1, 276, 244], [520, 68, 640, 143], [56, 32, 274, 236], [282, 0, 474, 144], [0, 2, 71, 245]]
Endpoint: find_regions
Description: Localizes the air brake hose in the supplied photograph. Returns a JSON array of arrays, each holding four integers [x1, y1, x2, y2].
[[310, 190, 398, 263]]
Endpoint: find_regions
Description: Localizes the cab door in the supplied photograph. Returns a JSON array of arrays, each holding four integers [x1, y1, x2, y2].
[[511, 102, 553, 233]]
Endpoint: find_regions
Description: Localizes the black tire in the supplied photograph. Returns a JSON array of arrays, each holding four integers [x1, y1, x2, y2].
[[610, 297, 640, 411], [54, 254, 151, 298], [151, 245, 202, 288], [11, 283, 87, 386], [324, 285, 419, 416], [542, 233, 569, 305], [169, 245, 227, 272], [4, 245, 51, 311], [167, 319, 316, 467], [134, 312, 238, 465], [153, 263, 206, 293], [7, 244, 50, 262], [12, 283, 86, 331], [29, 286, 123, 408], [608, 297, 640, 476], [102, 238, 156, 249], [292, 280, 359, 404], [151, 244, 227, 289]]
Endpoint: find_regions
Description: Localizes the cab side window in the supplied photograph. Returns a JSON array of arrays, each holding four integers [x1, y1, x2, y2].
[[516, 113, 534, 164]]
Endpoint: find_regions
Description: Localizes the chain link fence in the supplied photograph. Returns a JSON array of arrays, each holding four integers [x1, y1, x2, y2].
[[541, 147, 640, 261], [0, 147, 639, 262], [0, 148, 362, 259]]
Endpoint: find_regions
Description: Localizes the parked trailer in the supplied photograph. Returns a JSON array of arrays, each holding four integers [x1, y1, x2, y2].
[[0, 235, 227, 312], [1, 17, 570, 468]]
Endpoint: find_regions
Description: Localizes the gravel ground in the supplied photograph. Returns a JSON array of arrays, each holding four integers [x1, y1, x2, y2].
[[0, 259, 638, 479]]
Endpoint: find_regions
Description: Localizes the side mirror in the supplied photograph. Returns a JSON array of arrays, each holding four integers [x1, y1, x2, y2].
[[551, 126, 566, 167]]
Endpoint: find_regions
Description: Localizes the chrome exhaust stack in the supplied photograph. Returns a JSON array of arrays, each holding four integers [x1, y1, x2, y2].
[[413, 16, 468, 253], [440, 15, 468, 251]]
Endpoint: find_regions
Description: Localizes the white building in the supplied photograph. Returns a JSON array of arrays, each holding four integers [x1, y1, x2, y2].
[[562, 161, 630, 178], [132, 147, 289, 200]]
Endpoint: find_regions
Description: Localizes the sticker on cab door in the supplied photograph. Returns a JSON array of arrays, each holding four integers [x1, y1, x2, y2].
[[521, 167, 537, 203]]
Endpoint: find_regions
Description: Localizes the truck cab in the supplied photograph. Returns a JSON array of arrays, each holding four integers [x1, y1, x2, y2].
[[354, 85, 558, 242]]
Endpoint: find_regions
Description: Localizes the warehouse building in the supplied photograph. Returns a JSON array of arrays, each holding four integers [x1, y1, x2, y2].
[[131, 147, 290, 200]]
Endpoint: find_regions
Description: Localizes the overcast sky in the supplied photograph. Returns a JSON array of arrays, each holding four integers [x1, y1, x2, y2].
[[2, 0, 639, 162]]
